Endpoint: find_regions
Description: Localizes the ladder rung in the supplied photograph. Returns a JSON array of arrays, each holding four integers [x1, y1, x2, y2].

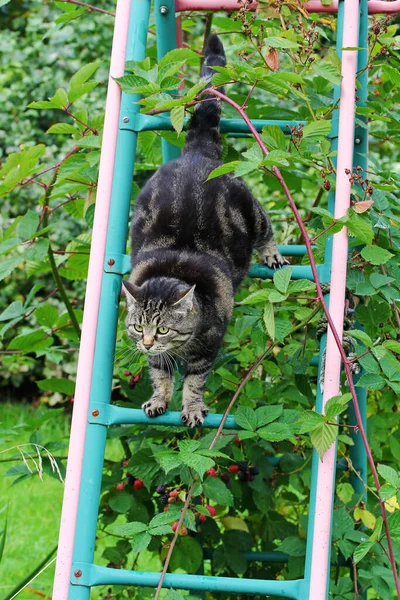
[[71, 562, 305, 597], [122, 113, 305, 135]]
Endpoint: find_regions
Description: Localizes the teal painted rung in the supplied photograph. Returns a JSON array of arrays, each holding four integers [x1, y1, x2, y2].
[[71, 563, 305, 598], [202, 549, 290, 563], [89, 404, 237, 428], [122, 113, 305, 135], [104, 246, 313, 276]]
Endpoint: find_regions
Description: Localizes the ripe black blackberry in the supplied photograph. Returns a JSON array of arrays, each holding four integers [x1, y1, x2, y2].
[[238, 461, 248, 472], [249, 466, 259, 476], [160, 494, 169, 505], [156, 485, 167, 495]]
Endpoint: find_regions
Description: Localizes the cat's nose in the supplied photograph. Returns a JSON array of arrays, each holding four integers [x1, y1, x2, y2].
[[143, 337, 154, 349]]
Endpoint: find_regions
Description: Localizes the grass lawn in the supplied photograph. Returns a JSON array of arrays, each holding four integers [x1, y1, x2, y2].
[[0, 402, 130, 600]]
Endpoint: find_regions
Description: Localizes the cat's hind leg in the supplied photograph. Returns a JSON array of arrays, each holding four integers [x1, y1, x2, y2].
[[142, 356, 174, 417], [252, 196, 287, 269]]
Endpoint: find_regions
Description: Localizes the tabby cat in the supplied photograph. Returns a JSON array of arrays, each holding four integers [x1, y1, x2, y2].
[[123, 34, 285, 427]]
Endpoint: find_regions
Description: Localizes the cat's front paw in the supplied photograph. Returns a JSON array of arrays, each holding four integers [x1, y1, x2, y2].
[[263, 249, 289, 269], [181, 401, 209, 428], [142, 397, 168, 418]]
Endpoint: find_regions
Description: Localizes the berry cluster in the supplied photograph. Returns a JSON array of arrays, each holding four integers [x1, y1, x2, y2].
[[123, 371, 141, 389], [156, 485, 181, 506], [124, 472, 144, 491], [229, 461, 259, 482]]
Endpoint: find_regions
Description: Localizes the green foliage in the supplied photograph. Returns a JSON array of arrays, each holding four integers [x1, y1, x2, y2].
[[1, 2, 400, 599]]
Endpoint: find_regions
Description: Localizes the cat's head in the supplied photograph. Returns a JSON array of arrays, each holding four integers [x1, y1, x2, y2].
[[123, 277, 199, 355]]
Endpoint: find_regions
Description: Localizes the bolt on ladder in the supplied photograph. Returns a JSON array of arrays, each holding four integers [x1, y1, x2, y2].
[[51, 0, 397, 597]]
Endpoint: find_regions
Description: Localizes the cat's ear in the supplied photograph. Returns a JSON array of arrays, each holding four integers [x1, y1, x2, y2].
[[122, 280, 141, 306], [172, 285, 196, 311]]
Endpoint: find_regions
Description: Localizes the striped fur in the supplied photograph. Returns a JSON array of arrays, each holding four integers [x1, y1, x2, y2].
[[124, 34, 285, 427]]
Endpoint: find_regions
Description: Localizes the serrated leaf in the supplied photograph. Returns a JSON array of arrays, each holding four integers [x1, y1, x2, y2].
[[235, 407, 257, 431], [258, 422, 293, 442], [159, 453, 183, 474], [17, 210, 39, 240], [346, 330, 372, 347], [377, 464, 400, 488], [149, 507, 181, 530], [275, 536, 306, 557], [206, 161, 239, 181], [109, 521, 148, 537], [69, 61, 101, 92], [47, 123, 78, 135], [357, 373, 386, 390], [265, 36, 299, 49], [353, 541, 374, 564], [255, 405, 283, 428], [0, 301, 24, 322], [203, 476, 233, 506], [337, 482, 355, 504], [347, 211, 374, 245], [37, 378, 75, 396], [35, 305, 59, 328], [303, 120, 332, 140], [262, 149, 291, 168], [108, 492, 134, 514], [313, 61, 342, 85], [180, 452, 214, 479], [170, 106, 185, 136], [234, 160, 260, 177], [288, 279, 316, 293], [240, 289, 270, 305], [263, 303, 275, 341], [296, 410, 325, 433], [361, 245, 393, 265], [384, 340, 400, 354], [132, 531, 152, 553], [324, 393, 352, 418], [273, 267, 292, 294], [310, 422, 337, 458]]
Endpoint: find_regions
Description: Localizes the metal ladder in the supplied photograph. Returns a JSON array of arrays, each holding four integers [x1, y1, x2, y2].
[[52, 0, 396, 597]]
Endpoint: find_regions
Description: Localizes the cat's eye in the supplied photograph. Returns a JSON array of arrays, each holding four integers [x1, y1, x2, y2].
[[133, 324, 143, 332], [157, 326, 170, 335]]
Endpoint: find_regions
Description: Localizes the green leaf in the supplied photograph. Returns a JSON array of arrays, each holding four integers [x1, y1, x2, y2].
[[310, 422, 337, 458], [324, 393, 352, 418], [35, 305, 59, 328], [240, 289, 270, 305], [347, 211, 374, 245], [158, 47, 199, 71], [206, 161, 239, 181], [361, 245, 393, 266], [159, 453, 183, 474], [165, 591, 185, 600], [109, 521, 148, 537], [288, 279, 316, 293], [353, 541, 374, 564], [149, 508, 181, 530], [346, 330, 372, 347], [69, 61, 101, 98], [303, 120, 332, 140], [313, 61, 342, 85], [114, 74, 149, 93], [357, 373, 386, 391], [381, 64, 400, 87], [132, 531, 152, 553], [242, 143, 263, 164], [108, 492, 134, 514], [170, 106, 185, 136], [258, 422, 293, 442], [275, 536, 306, 557], [235, 407, 257, 431], [263, 303, 275, 341], [234, 160, 260, 177], [337, 482, 355, 504], [37, 378, 75, 396], [377, 464, 400, 488], [170, 536, 203, 574], [179, 452, 214, 479], [255, 405, 283, 428], [273, 267, 292, 294], [262, 149, 291, 168], [0, 301, 24, 322], [380, 484, 397, 501], [9, 330, 53, 353], [0, 257, 22, 281], [203, 476, 233, 506], [296, 410, 325, 433], [265, 36, 299, 49], [47, 123, 78, 135], [17, 210, 39, 240]]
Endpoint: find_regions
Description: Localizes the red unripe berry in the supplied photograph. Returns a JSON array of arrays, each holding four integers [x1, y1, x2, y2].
[[207, 468, 218, 477], [168, 496, 177, 504], [133, 374, 141, 384], [234, 436, 241, 444], [207, 505, 217, 517], [169, 490, 179, 498], [116, 483, 125, 491], [70, 396, 74, 405], [198, 513, 207, 522], [133, 479, 144, 491], [124, 371, 132, 377], [179, 526, 188, 536], [172, 521, 179, 532], [323, 180, 331, 191], [122, 460, 129, 467], [229, 465, 240, 473], [163, 506, 169, 512]]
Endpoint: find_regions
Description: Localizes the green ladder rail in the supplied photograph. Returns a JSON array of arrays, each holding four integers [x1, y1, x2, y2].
[[61, 0, 370, 598]]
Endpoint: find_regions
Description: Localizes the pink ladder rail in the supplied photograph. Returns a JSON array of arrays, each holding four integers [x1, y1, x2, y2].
[[52, 1, 132, 598], [309, 0, 360, 595]]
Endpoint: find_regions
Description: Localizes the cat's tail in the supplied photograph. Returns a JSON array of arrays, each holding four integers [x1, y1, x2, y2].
[[185, 34, 226, 152]]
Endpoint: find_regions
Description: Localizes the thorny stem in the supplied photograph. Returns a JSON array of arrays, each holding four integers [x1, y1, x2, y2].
[[196, 86, 400, 599]]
